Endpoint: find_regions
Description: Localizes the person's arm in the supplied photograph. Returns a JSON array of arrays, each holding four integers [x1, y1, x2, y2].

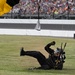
[[44, 41, 56, 54]]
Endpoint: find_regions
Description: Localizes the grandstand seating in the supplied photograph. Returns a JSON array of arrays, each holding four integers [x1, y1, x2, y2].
[[0, 0, 75, 19]]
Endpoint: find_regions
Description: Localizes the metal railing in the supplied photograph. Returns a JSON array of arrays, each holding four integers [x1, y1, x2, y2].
[[0, 13, 75, 19]]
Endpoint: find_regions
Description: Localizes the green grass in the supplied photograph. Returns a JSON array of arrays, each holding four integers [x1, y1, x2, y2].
[[0, 35, 75, 75]]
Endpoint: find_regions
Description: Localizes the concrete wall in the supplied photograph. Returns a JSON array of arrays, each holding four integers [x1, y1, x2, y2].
[[0, 19, 75, 38]]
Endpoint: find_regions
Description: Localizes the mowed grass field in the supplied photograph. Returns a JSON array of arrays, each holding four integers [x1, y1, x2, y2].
[[0, 35, 75, 75]]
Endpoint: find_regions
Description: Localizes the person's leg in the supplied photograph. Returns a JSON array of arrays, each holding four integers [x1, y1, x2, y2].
[[20, 47, 49, 69]]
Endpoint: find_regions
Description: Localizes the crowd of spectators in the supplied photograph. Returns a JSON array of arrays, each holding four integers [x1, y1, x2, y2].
[[7, 0, 75, 19], [11, 0, 75, 15]]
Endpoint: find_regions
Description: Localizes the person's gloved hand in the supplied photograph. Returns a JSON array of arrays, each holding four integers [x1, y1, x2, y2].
[[51, 41, 56, 45]]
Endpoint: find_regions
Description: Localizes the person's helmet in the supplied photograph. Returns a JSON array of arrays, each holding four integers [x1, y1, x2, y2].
[[54, 47, 61, 54]]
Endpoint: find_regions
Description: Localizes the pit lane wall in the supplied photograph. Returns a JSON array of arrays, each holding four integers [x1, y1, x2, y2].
[[0, 19, 75, 38]]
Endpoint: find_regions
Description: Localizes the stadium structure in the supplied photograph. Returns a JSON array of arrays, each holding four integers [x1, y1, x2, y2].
[[0, 0, 75, 38]]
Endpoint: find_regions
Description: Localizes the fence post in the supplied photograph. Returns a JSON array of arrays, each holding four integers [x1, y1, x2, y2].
[[74, 34, 75, 39]]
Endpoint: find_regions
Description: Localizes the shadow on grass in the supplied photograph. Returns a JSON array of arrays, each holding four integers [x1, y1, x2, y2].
[[22, 67, 75, 75]]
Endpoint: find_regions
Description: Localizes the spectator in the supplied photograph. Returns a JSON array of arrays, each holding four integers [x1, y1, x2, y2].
[[10, 0, 75, 18]]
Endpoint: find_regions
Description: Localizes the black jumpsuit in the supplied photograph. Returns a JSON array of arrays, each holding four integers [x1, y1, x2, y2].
[[20, 42, 63, 70]]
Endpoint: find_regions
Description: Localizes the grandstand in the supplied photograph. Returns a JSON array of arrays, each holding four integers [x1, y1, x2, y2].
[[0, 0, 75, 19]]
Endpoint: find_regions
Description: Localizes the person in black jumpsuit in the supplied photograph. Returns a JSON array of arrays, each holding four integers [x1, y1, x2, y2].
[[20, 41, 64, 70]]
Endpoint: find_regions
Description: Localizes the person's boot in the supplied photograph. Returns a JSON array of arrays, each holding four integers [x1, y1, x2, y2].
[[20, 47, 26, 56]]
